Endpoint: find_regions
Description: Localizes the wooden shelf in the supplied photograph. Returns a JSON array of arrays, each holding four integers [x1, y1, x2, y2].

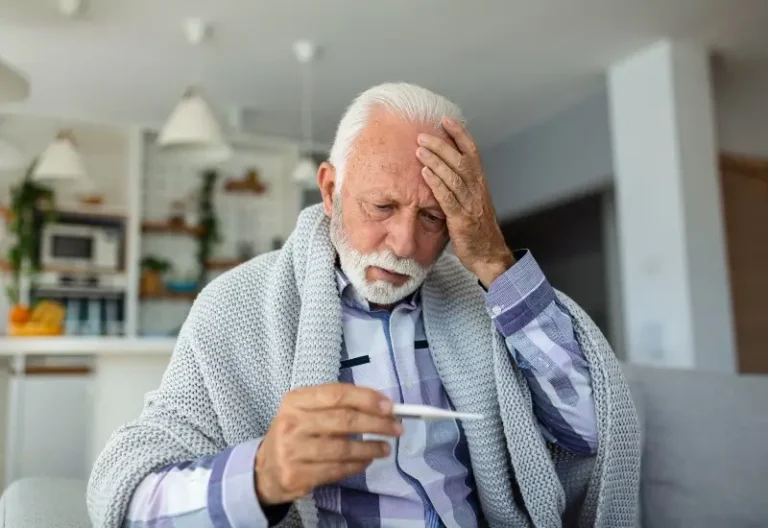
[[140, 290, 198, 301], [25, 365, 93, 376], [141, 221, 204, 236], [224, 171, 267, 195], [223, 184, 267, 195], [205, 259, 244, 271]]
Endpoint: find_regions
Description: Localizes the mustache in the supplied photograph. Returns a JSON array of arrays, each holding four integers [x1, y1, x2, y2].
[[358, 250, 424, 278]]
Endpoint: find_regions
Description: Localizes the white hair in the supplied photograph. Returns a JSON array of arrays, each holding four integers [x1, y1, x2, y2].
[[328, 82, 464, 189]]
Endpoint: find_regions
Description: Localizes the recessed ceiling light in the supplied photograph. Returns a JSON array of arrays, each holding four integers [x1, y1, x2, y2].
[[59, 0, 86, 17]]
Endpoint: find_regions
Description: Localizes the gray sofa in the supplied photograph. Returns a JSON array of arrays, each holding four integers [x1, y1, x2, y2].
[[1, 364, 766, 527]]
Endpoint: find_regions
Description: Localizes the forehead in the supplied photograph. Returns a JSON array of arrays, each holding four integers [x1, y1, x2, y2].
[[345, 107, 452, 201]]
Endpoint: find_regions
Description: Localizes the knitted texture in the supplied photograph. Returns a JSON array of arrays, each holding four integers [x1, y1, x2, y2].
[[87, 204, 641, 527]]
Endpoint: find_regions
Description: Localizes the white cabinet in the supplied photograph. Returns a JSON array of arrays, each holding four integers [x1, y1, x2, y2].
[[7, 373, 92, 484]]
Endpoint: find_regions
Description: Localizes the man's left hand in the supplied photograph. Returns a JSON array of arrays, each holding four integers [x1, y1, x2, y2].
[[417, 117, 514, 288]]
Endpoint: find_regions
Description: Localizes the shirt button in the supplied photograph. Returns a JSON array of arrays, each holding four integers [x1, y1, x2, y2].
[[492, 305, 502, 315]]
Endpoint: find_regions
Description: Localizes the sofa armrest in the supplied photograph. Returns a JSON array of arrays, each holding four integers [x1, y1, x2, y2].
[[0, 477, 89, 528]]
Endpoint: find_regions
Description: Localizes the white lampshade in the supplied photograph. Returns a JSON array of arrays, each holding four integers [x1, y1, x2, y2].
[[158, 87, 231, 166], [0, 138, 25, 171], [33, 130, 88, 181], [0, 59, 29, 104], [292, 156, 318, 185]]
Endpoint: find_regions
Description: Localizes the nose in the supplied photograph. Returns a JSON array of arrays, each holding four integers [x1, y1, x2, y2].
[[387, 212, 419, 259]]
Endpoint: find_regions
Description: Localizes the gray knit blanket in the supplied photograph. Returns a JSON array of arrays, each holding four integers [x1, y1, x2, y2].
[[87, 204, 641, 527]]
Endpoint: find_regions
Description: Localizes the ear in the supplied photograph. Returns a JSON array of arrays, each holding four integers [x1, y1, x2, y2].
[[317, 161, 336, 217]]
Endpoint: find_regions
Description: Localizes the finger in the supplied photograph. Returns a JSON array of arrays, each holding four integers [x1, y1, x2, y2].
[[300, 408, 403, 437], [416, 134, 463, 175], [295, 438, 390, 462], [422, 166, 462, 215], [442, 117, 479, 158], [416, 147, 470, 201], [288, 383, 392, 416]]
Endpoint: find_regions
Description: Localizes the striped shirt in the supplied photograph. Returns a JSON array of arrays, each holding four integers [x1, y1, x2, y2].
[[124, 250, 597, 527]]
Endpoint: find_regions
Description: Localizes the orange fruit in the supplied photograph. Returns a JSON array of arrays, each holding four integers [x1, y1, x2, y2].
[[9, 304, 30, 324]]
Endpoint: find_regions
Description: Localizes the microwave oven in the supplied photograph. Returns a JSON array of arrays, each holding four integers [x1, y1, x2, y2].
[[40, 222, 122, 271]]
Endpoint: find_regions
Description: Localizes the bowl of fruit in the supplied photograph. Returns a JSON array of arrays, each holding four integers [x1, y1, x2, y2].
[[8, 300, 66, 337]]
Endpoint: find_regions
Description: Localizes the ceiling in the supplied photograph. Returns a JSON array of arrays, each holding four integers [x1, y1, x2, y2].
[[1, 0, 768, 149]]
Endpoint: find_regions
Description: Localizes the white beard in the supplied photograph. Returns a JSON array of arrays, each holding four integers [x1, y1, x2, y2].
[[330, 200, 430, 305]]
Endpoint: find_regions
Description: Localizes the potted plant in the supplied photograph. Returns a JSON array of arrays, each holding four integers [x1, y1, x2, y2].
[[140, 256, 171, 296], [4, 159, 55, 312]]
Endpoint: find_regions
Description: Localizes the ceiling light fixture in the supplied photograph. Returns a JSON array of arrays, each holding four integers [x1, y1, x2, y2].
[[157, 17, 231, 166], [291, 40, 320, 186], [33, 130, 88, 181]]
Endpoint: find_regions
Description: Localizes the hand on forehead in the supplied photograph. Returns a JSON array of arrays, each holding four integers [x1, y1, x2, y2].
[[344, 109, 456, 202]]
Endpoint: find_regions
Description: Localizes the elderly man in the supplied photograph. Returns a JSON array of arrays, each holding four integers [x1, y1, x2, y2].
[[88, 83, 640, 528]]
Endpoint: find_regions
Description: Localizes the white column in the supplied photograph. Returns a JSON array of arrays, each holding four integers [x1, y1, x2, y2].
[[124, 126, 144, 338], [601, 190, 625, 359], [608, 40, 736, 372]]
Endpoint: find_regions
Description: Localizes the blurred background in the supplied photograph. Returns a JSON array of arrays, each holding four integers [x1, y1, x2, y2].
[[0, 0, 767, 524]]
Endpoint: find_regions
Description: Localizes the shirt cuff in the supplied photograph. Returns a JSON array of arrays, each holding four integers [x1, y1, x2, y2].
[[485, 250, 557, 337], [208, 438, 271, 527]]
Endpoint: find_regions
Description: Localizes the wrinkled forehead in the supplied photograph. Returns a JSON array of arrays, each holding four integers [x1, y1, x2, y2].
[[344, 107, 454, 189]]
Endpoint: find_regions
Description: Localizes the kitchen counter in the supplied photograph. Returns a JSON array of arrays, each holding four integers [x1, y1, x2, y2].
[[0, 337, 176, 356], [0, 336, 176, 488]]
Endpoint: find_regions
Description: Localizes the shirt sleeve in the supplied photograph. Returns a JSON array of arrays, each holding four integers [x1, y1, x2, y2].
[[485, 250, 598, 454], [123, 438, 289, 527]]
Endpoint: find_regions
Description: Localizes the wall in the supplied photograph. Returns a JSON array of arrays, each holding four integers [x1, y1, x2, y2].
[[0, 114, 131, 334], [500, 192, 617, 350], [483, 91, 613, 220], [714, 57, 768, 158], [137, 133, 300, 336], [484, 91, 623, 353]]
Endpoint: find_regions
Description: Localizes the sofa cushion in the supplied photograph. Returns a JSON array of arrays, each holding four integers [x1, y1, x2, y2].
[[624, 364, 768, 528], [0, 477, 89, 528]]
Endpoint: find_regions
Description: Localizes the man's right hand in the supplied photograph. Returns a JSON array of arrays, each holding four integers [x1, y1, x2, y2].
[[254, 383, 402, 506]]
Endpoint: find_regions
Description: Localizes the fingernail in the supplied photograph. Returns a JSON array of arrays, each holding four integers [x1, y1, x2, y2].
[[379, 399, 393, 414], [416, 147, 428, 158], [382, 443, 391, 455], [443, 117, 454, 126], [417, 134, 427, 145], [394, 422, 404, 435]]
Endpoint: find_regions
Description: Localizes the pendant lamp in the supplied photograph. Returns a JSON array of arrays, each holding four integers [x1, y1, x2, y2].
[[33, 130, 88, 181], [157, 18, 231, 166], [158, 86, 232, 166], [291, 40, 319, 186]]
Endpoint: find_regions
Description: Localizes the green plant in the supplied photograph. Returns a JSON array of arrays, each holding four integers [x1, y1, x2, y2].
[[4, 159, 56, 305], [196, 169, 221, 284], [141, 256, 172, 273]]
